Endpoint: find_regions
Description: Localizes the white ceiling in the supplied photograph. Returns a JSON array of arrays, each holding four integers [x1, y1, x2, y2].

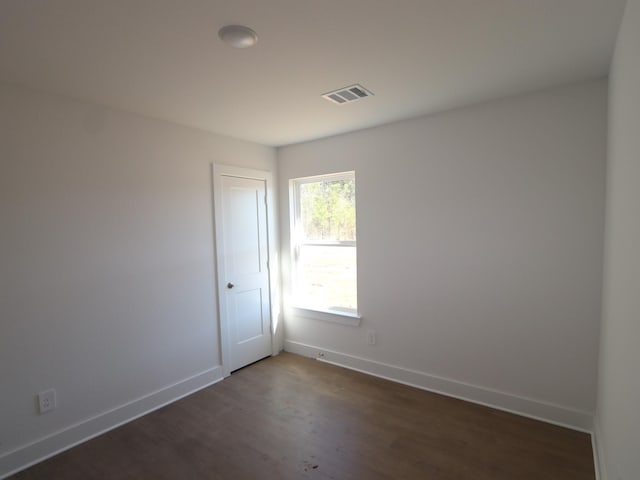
[[0, 0, 625, 147]]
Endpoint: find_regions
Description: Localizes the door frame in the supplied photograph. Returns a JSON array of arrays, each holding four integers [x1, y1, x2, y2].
[[212, 164, 279, 377]]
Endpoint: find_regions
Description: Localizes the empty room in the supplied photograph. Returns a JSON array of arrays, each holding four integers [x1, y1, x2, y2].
[[1, 1, 638, 479]]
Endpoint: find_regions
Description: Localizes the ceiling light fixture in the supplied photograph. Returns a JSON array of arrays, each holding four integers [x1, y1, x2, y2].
[[218, 25, 258, 48]]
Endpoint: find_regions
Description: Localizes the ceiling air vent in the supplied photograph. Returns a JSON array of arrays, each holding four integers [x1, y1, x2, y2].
[[322, 84, 374, 105]]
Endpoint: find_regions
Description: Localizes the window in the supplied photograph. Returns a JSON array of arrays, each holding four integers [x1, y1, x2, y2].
[[290, 172, 358, 317]]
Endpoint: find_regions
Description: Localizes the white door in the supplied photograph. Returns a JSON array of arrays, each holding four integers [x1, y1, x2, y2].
[[214, 167, 272, 373]]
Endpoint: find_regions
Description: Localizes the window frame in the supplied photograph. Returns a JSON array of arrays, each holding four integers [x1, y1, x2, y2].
[[289, 171, 361, 325]]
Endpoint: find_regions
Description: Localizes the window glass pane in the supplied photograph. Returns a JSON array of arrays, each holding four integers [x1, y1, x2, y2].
[[299, 178, 356, 242], [292, 173, 358, 314], [297, 245, 357, 313]]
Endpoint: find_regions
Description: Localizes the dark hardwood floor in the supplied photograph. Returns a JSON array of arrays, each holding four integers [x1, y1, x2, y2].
[[11, 353, 595, 479]]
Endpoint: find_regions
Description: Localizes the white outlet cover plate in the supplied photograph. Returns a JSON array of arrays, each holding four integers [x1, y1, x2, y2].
[[38, 389, 56, 414]]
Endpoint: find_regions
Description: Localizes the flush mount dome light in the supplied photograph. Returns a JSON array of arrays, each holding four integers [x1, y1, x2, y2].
[[218, 25, 258, 48]]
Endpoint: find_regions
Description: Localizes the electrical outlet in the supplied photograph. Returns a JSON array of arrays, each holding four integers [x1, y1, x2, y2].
[[38, 389, 56, 414], [367, 329, 377, 345]]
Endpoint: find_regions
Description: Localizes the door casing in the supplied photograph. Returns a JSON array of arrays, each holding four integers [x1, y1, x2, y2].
[[212, 164, 279, 377]]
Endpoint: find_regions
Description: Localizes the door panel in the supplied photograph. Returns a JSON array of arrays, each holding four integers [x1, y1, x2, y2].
[[235, 289, 264, 342], [229, 187, 262, 275], [219, 175, 272, 372]]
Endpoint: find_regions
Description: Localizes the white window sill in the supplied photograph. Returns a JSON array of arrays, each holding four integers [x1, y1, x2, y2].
[[288, 306, 362, 327]]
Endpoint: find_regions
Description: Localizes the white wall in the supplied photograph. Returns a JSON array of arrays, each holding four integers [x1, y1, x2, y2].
[[0, 82, 277, 477], [279, 80, 607, 429], [596, 0, 640, 478]]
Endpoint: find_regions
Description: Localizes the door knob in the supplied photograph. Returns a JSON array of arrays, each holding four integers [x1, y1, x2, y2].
[[227, 282, 235, 289]]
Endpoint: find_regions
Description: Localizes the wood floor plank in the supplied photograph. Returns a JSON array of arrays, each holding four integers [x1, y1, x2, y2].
[[10, 353, 595, 479]]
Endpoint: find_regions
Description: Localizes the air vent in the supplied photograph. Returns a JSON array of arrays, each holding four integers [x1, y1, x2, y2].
[[322, 84, 374, 105]]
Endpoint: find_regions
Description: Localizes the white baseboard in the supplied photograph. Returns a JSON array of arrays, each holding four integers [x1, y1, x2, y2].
[[592, 432, 600, 480], [285, 340, 594, 432], [592, 421, 606, 480], [0, 366, 224, 479]]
